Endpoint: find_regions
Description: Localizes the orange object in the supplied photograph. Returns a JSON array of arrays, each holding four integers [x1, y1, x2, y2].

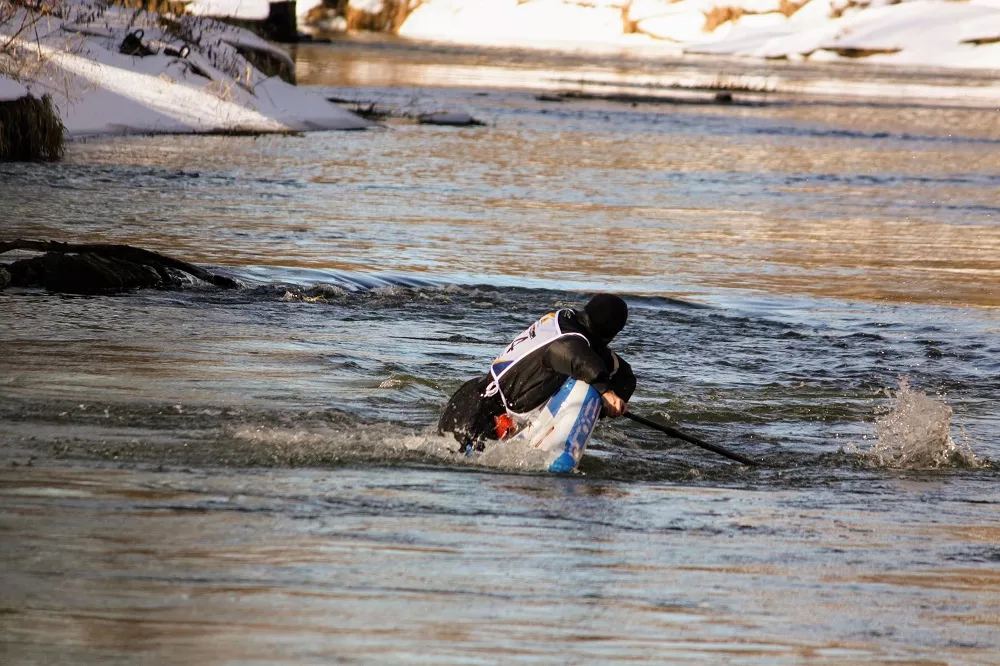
[[494, 413, 514, 439]]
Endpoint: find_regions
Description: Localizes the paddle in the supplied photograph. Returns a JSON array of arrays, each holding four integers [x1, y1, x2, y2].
[[624, 411, 758, 466]]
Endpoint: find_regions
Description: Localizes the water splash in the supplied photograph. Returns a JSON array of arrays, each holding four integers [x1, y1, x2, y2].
[[848, 378, 979, 469], [227, 424, 552, 473]]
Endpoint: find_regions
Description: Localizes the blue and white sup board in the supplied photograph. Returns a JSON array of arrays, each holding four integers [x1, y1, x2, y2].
[[504, 377, 603, 473]]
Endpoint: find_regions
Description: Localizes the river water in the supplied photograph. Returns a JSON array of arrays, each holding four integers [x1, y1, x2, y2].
[[1, 38, 999, 664]]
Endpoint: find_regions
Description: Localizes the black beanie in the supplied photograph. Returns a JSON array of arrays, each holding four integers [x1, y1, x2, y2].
[[583, 294, 628, 341]]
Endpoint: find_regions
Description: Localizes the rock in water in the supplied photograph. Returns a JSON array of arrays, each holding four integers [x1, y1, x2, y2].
[[8, 252, 166, 294], [0, 240, 240, 294], [418, 112, 485, 127]]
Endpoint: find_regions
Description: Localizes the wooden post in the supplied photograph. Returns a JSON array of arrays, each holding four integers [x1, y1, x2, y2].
[[266, 1, 298, 43]]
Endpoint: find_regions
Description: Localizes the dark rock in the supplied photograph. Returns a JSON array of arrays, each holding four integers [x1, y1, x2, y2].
[[8, 252, 166, 294], [120, 29, 156, 57], [0, 267, 9, 290], [418, 112, 486, 127], [0, 240, 241, 295]]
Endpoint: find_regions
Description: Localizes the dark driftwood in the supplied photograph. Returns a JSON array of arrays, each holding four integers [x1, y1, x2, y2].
[[0, 240, 240, 294]]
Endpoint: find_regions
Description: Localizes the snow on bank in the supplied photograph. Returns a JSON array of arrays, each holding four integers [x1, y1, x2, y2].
[[187, 0, 324, 21], [0, 78, 29, 100], [685, 0, 1000, 70], [394, 0, 1000, 71], [399, 0, 635, 46], [0, 2, 369, 137]]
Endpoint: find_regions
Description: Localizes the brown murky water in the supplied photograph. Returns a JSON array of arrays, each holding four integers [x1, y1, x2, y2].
[[1, 37, 999, 665], [3, 468, 999, 664]]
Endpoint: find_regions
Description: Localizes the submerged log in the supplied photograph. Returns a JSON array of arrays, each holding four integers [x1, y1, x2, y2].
[[0, 240, 240, 294]]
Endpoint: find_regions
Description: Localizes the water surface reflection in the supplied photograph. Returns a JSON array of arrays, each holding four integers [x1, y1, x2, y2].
[[3, 468, 998, 664]]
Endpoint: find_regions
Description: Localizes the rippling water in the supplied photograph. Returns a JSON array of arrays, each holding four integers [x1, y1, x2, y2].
[[1, 38, 999, 664]]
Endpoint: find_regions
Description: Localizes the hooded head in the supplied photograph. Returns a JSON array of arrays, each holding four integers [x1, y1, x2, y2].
[[583, 294, 628, 344]]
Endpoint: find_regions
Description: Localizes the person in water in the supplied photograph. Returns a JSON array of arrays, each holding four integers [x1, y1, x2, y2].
[[439, 293, 636, 452]]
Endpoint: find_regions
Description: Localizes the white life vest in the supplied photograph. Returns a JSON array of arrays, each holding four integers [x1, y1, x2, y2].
[[484, 310, 589, 414]]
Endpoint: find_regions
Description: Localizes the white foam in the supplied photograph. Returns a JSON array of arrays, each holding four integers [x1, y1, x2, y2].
[[227, 424, 554, 473]]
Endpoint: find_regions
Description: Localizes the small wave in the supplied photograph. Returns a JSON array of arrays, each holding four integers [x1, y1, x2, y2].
[[242, 281, 464, 308], [375, 373, 442, 392], [845, 378, 980, 470], [750, 125, 1000, 146]]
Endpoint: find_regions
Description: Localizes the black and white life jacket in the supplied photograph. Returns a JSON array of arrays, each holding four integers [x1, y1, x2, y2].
[[483, 310, 589, 414]]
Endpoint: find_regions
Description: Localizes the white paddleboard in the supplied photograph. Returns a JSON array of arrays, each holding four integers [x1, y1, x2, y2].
[[504, 377, 602, 473]]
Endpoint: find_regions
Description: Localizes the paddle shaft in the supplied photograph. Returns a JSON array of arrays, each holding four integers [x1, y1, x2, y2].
[[624, 411, 757, 466]]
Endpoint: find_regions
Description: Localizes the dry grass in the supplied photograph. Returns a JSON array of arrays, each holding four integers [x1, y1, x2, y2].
[[703, 6, 745, 32], [159, 15, 261, 90], [1, 1, 63, 82], [320, 0, 422, 34], [779, 0, 807, 17], [112, 0, 188, 16], [232, 42, 294, 84], [703, 1, 806, 31], [0, 93, 65, 161], [343, 0, 412, 33]]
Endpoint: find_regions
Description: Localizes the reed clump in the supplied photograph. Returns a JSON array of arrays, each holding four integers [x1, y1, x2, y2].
[[0, 93, 65, 161], [111, 0, 189, 16]]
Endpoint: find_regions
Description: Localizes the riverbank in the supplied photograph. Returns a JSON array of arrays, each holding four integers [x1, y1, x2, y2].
[[391, 0, 1000, 72], [200, 0, 1000, 73], [0, 1, 368, 139]]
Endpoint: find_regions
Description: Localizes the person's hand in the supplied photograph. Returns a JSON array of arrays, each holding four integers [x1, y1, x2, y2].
[[601, 390, 627, 418]]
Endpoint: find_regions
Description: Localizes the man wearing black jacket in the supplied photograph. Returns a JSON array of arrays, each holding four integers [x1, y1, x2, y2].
[[439, 294, 636, 451]]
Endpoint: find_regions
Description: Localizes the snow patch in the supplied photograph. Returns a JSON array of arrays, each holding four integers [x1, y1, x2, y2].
[[399, 0, 627, 44], [0, 77, 30, 101], [187, 0, 325, 20]]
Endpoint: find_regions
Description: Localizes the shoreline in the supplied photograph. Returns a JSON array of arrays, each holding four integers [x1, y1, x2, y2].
[[5, 2, 999, 147], [0, 1, 370, 141], [292, 34, 1000, 109]]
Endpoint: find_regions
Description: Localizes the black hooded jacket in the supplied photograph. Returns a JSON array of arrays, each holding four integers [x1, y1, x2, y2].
[[438, 308, 636, 446]]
